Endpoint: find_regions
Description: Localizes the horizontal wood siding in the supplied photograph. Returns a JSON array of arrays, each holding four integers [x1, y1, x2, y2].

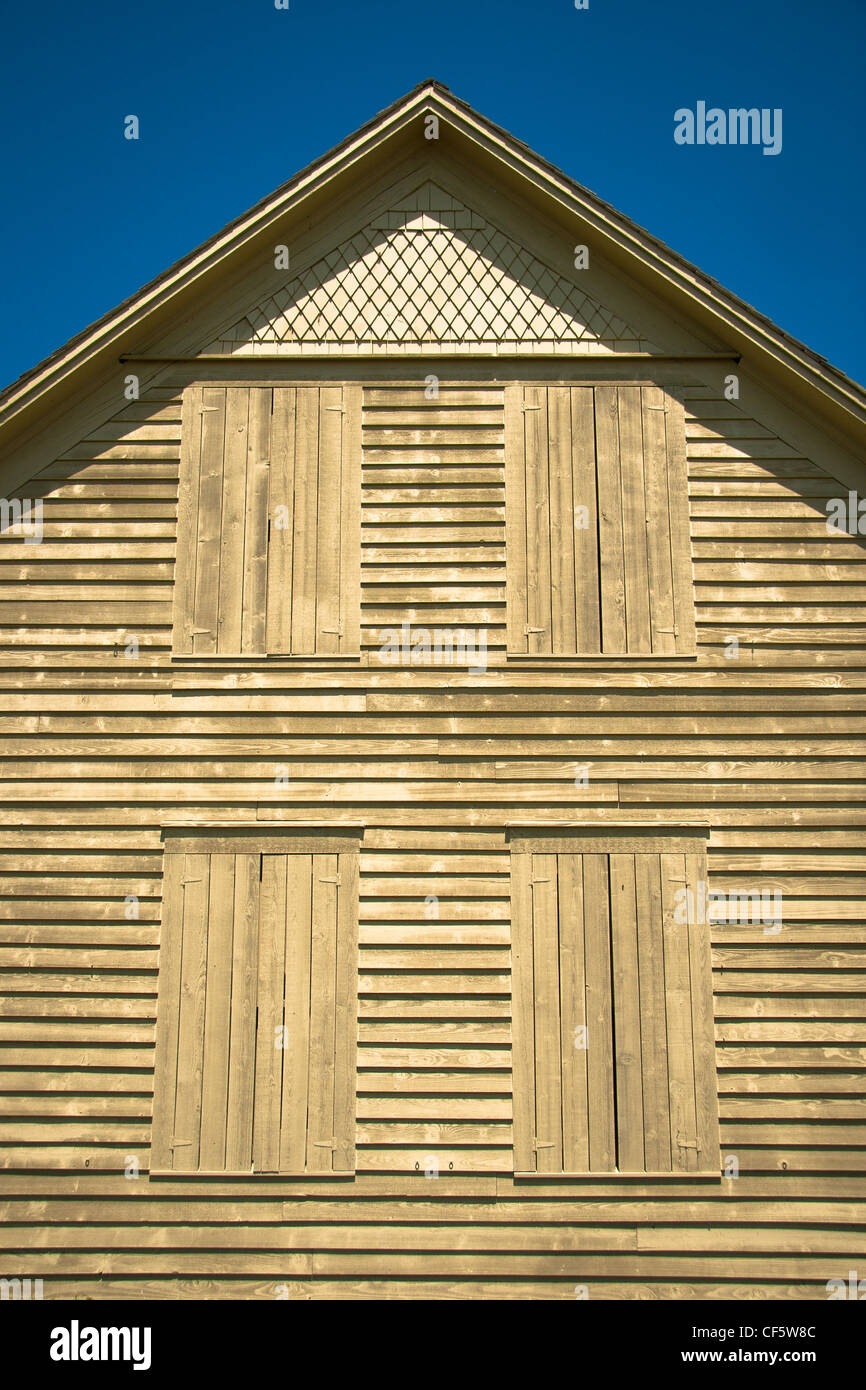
[[357, 837, 512, 1171], [0, 376, 863, 1297], [2, 389, 179, 657], [361, 385, 505, 663]]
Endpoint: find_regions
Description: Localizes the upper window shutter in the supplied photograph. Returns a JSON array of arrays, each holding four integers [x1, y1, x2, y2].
[[510, 828, 719, 1176], [173, 384, 361, 656], [504, 385, 695, 655], [265, 385, 361, 655], [151, 830, 359, 1175]]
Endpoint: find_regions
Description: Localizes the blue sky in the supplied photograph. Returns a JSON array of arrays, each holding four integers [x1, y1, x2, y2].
[[3, 0, 864, 388]]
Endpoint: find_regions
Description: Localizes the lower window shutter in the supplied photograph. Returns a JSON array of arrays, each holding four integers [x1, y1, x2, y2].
[[510, 829, 719, 1175], [152, 832, 359, 1175]]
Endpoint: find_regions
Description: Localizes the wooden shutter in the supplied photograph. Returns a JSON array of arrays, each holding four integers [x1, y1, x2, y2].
[[151, 831, 359, 1175], [173, 384, 361, 656], [510, 829, 719, 1176], [505, 385, 694, 655]]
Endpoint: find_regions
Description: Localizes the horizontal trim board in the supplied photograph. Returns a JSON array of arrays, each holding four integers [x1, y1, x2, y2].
[[509, 839, 710, 853], [503, 654, 700, 663], [506, 822, 710, 832], [170, 655, 364, 664], [162, 827, 364, 854], [147, 1171, 358, 1182], [512, 1172, 724, 1181], [119, 353, 741, 363]]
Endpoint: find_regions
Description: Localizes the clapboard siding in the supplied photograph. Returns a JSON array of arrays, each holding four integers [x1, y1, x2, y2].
[[357, 839, 512, 1171], [0, 388, 179, 656], [361, 385, 506, 660], [0, 373, 864, 1298]]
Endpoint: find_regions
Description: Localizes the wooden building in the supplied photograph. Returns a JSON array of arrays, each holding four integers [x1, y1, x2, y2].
[[0, 80, 864, 1300]]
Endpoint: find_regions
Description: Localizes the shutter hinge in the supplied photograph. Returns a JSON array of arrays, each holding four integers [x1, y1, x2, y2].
[[318, 876, 342, 886], [655, 626, 679, 635], [325, 406, 346, 414], [312, 1138, 337, 1149], [320, 626, 342, 635], [199, 406, 220, 414], [169, 1138, 193, 1149], [181, 878, 203, 886], [677, 1138, 699, 1152], [521, 405, 541, 412], [524, 626, 546, 635], [533, 1139, 555, 1150], [530, 878, 550, 886]]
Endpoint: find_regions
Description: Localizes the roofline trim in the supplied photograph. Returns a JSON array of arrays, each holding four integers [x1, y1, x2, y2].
[[1, 78, 863, 444]]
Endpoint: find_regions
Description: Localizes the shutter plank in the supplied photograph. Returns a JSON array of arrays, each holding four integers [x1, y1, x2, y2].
[[291, 387, 320, 653], [333, 848, 359, 1170], [583, 852, 615, 1170], [307, 853, 339, 1171], [642, 387, 677, 655], [634, 852, 671, 1171], [253, 853, 288, 1173], [192, 390, 227, 655], [504, 386, 529, 654], [557, 852, 589, 1171], [150, 853, 187, 1170], [172, 386, 203, 656], [266, 386, 297, 654], [315, 387, 344, 653], [172, 854, 210, 1171], [548, 388, 577, 654], [665, 393, 697, 652], [198, 853, 235, 1170], [618, 388, 652, 653], [279, 852, 312, 1172], [339, 386, 363, 655], [661, 852, 700, 1171], [217, 389, 250, 653], [531, 852, 561, 1170], [510, 850, 536, 1171], [242, 387, 272, 654], [524, 388, 552, 654], [609, 852, 644, 1170], [686, 850, 721, 1170], [225, 853, 260, 1171], [594, 387, 626, 652], [570, 387, 601, 652]]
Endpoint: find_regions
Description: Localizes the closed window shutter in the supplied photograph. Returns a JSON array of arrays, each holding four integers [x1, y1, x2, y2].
[[504, 385, 695, 655], [266, 385, 362, 655], [510, 830, 719, 1175], [172, 384, 361, 656], [151, 832, 359, 1174]]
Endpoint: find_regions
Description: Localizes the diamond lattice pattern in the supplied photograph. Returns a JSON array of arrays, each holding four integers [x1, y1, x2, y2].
[[208, 184, 645, 349]]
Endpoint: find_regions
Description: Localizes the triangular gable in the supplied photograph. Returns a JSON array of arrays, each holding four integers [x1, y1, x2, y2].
[[1, 80, 863, 496], [206, 182, 655, 354]]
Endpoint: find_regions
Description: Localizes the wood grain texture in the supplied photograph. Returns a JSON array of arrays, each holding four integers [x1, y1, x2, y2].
[[0, 339, 863, 1294]]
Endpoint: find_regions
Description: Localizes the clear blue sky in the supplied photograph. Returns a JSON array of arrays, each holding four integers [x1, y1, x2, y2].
[[3, 0, 864, 389]]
